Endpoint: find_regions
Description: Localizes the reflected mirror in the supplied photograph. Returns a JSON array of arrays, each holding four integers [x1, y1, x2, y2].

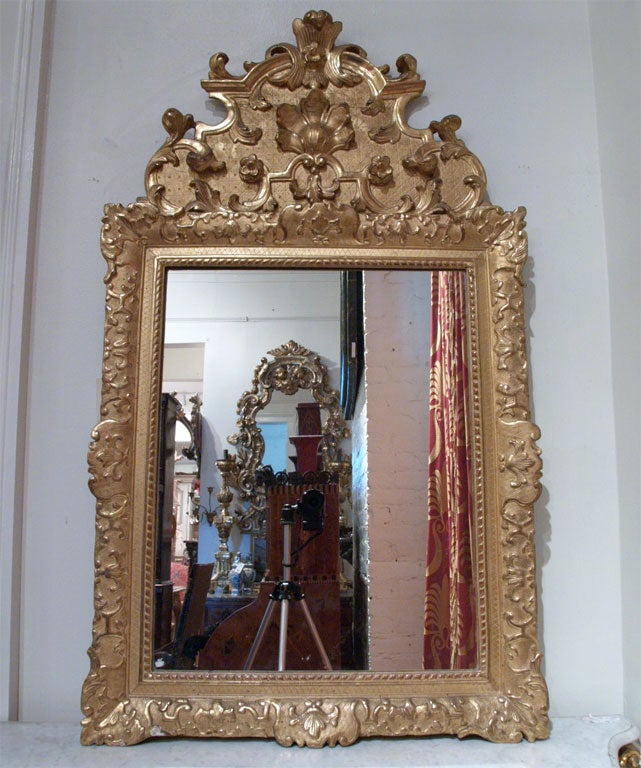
[[154, 267, 477, 673]]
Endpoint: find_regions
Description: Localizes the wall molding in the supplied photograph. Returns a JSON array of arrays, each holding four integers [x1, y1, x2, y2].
[[0, 0, 48, 722]]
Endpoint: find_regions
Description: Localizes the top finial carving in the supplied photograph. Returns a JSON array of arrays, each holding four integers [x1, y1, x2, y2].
[[267, 9, 366, 90], [205, 10, 366, 91], [292, 11, 344, 88]]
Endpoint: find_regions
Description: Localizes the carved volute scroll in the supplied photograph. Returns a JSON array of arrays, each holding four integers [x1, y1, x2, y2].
[[228, 340, 349, 527], [83, 11, 549, 749]]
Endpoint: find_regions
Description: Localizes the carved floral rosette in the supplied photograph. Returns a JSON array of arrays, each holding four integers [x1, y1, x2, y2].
[[82, 10, 549, 748]]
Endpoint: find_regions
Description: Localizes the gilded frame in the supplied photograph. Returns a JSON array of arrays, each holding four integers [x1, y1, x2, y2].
[[82, 11, 548, 747]]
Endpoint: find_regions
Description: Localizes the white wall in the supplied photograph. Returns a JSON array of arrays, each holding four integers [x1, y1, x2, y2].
[[588, 0, 641, 728], [3, 0, 638, 725]]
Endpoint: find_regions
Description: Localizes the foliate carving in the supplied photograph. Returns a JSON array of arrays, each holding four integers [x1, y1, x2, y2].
[[402, 146, 440, 180], [81, 689, 548, 747], [499, 438, 539, 489], [227, 340, 349, 527], [498, 421, 548, 741], [269, 339, 313, 357], [83, 202, 143, 730], [83, 11, 548, 750], [489, 208, 547, 738], [488, 207, 531, 421], [145, 108, 226, 216], [281, 200, 359, 244]]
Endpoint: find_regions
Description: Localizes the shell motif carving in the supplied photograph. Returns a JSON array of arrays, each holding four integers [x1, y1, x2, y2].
[[82, 10, 548, 749]]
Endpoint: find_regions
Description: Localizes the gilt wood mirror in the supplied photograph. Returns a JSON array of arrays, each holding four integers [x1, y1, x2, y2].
[[82, 10, 548, 747]]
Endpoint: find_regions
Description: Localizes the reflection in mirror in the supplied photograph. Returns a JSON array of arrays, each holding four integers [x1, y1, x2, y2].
[[155, 268, 476, 674]]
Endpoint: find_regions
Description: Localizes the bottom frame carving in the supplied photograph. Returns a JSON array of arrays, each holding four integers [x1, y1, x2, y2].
[[81, 692, 550, 748]]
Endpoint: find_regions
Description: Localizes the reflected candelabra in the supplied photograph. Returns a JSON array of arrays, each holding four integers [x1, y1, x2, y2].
[[190, 450, 239, 593], [212, 450, 239, 592]]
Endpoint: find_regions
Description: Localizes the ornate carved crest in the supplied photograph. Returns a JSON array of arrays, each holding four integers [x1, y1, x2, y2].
[[135, 9, 490, 250]]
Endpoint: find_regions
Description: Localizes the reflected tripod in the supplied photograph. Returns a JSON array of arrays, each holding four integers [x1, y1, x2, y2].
[[244, 509, 333, 671]]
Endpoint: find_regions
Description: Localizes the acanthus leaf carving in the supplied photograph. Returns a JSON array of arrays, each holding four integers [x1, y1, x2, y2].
[[488, 208, 531, 421], [280, 200, 359, 244], [285, 10, 364, 90], [403, 145, 441, 179], [499, 435, 542, 493], [81, 692, 548, 747], [147, 25, 489, 227], [185, 144, 227, 174], [368, 120, 402, 145], [288, 700, 340, 740]]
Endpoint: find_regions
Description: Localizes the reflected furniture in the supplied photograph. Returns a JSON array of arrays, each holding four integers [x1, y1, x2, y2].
[[171, 562, 214, 669], [289, 402, 323, 472], [197, 481, 342, 671], [155, 394, 203, 649], [155, 394, 180, 650]]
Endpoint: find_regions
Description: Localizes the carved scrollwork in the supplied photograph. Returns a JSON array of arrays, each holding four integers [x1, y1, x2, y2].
[[145, 108, 227, 217], [142, 7, 488, 233], [81, 689, 549, 747], [488, 206, 532, 422], [269, 10, 365, 91]]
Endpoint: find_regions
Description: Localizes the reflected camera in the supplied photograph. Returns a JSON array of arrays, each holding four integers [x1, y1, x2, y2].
[[280, 489, 325, 532]]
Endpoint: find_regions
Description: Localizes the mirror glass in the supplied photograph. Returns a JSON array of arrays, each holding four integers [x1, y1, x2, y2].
[[155, 267, 477, 673]]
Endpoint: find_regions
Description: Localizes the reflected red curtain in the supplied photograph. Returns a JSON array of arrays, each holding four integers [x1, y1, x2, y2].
[[423, 271, 477, 670]]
